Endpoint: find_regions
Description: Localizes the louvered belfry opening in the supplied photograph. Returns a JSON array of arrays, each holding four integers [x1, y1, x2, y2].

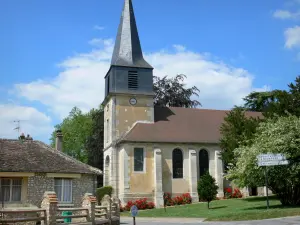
[[128, 71, 138, 90]]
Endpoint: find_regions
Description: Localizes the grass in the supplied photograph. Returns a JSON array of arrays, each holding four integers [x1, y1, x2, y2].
[[121, 196, 300, 221]]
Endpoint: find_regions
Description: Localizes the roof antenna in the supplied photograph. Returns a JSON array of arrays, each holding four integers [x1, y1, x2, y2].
[[12, 120, 28, 138]]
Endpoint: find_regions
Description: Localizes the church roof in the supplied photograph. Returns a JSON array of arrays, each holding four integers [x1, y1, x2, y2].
[[122, 107, 262, 144], [110, 0, 153, 69], [0, 139, 102, 175]]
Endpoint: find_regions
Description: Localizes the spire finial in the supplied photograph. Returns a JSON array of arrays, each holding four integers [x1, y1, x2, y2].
[[111, 0, 153, 69]]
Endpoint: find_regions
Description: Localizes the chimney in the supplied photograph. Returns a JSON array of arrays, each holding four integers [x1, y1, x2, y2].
[[55, 130, 63, 151]]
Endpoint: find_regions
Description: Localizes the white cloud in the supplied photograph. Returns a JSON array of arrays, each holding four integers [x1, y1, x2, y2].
[[14, 38, 267, 120], [0, 104, 52, 140], [273, 10, 300, 20], [94, 25, 105, 30], [284, 26, 300, 49]]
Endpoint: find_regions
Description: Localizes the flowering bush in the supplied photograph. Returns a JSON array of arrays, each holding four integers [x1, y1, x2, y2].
[[224, 187, 243, 199], [122, 198, 155, 211], [163, 192, 192, 206]]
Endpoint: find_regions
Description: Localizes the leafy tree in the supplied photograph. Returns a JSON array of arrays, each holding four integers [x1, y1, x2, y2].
[[153, 74, 201, 108], [220, 106, 261, 169], [50, 107, 93, 162], [197, 172, 219, 209], [226, 115, 300, 206], [85, 107, 104, 186]]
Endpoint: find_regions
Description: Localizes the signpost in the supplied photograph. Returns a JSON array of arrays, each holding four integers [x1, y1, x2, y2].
[[257, 153, 289, 209], [130, 205, 138, 225]]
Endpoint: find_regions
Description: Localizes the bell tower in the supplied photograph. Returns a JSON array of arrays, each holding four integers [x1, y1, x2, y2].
[[103, 0, 154, 148]]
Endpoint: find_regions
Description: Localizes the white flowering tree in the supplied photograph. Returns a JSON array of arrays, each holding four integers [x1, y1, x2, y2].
[[226, 115, 300, 206]]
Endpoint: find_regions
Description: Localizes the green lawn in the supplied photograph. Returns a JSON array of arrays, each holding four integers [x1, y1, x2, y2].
[[121, 196, 300, 221]]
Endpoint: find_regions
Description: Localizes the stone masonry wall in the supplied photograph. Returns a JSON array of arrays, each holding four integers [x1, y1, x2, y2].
[[27, 173, 54, 207], [72, 174, 96, 206], [27, 173, 96, 207]]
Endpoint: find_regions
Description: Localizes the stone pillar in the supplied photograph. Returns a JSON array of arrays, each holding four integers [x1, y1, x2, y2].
[[188, 149, 198, 202], [215, 150, 224, 198], [119, 149, 130, 204], [110, 149, 119, 196], [153, 148, 164, 208], [41, 191, 58, 225], [82, 193, 97, 225]]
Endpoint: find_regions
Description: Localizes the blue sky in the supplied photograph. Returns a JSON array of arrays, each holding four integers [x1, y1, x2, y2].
[[1, 0, 300, 143]]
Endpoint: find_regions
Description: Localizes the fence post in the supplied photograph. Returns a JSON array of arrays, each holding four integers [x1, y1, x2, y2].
[[41, 191, 58, 225], [82, 193, 97, 225]]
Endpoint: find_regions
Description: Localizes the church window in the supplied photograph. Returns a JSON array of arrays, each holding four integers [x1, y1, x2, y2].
[[128, 71, 138, 90], [172, 148, 183, 178], [199, 149, 209, 177], [134, 148, 144, 172]]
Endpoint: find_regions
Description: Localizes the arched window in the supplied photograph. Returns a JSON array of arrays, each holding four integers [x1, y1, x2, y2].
[[199, 149, 209, 177], [172, 149, 183, 178]]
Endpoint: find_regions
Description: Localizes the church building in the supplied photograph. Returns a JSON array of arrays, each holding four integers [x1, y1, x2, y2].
[[102, 0, 261, 208]]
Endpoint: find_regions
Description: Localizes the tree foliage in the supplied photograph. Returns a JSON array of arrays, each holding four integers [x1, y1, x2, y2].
[[226, 115, 300, 206], [153, 74, 201, 108], [197, 172, 219, 209], [50, 107, 93, 163], [219, 106, 261, 168]]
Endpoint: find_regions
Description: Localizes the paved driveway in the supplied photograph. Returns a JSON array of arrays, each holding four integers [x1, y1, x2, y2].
[[120, 216, 300, 225]]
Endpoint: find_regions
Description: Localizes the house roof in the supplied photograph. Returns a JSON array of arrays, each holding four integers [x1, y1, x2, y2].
[[122, 107, 263, 144], [0, 139, 102, 175]]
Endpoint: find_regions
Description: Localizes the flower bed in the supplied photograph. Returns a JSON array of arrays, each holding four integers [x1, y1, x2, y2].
[[164, 192, 192, 206], [120, 198, 155, 212], [224, 187, 243, 199]]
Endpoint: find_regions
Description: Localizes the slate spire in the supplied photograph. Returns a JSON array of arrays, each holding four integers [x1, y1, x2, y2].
[[111, 0, 153, 69]]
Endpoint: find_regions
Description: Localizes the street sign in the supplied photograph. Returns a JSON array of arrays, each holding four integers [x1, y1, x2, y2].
[[256, 153, 289, 210], [257, 153, 286, 162], [131, 205, 138, 217], [258, 160, 289, 166]]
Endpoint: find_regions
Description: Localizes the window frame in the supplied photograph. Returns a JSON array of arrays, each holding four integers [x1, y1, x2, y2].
[[0, 177, 22, 202], [133, 147, 146, 173], [199, 149, 209, 177], [172, 148, 184, 179], [54, 178, 73, 204]]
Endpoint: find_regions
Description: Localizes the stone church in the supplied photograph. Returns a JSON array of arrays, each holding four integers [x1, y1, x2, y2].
[[102, 0, 261, 208]]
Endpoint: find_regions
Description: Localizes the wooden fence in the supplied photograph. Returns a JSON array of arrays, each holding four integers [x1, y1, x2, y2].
[[0, 192, 120, 225]]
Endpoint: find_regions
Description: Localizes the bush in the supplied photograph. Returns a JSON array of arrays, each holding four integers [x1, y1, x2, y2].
[[96, 186, 113, 204], [122, 198, 155, 211], [224, 187, 243, 199], [163, 192, 192, 206], [197, 172, 219, 209]]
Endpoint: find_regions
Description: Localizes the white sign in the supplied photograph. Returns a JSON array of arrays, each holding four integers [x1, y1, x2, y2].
[[257, 153, 286, 162], [258, 160, 289, 166]]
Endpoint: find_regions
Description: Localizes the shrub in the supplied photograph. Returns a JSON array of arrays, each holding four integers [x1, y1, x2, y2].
[[96, 186, 113, 204], [122, 198, 155, 211], [197, 172, 219, 209], [163, 192, 192, 206], [224, 187, 243, 199]]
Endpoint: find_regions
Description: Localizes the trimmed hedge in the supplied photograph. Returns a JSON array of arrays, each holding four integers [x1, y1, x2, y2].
[[96, 186, 113, 204]]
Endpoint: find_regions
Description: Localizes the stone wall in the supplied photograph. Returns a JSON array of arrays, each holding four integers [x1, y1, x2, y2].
[[27, 173, 96, 207], [27, 173, 54, 206]]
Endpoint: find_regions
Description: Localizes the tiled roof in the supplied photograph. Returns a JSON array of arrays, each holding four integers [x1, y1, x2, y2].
[[0, 139, 102, 175], [122, 107, 263, 144]]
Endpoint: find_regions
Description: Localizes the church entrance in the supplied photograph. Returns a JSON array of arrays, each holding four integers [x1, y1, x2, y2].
[[104, 155, 110, 185], [199, 149, 209, 177]]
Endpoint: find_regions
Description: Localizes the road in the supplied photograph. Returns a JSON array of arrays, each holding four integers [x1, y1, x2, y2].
[[120, 216, 300, 225]]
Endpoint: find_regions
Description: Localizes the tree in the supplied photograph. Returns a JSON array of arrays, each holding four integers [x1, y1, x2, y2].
[[226, 115, 300, 206], [219, 106, 261, 169], [85, 107, 104, 186], [50, 107, 93, 162], [153, 74, 201, 108], [197, 172, 219, 209]]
